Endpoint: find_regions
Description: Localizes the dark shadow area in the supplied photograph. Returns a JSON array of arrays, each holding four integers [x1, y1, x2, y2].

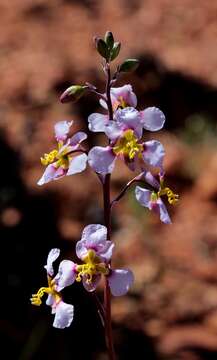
[[1, 132, 104, 359], [116, 327, 158, 360], [135, 54, 217, 130]]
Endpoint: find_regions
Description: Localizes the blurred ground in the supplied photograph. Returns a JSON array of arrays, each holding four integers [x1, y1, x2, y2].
[[2, 1, 217, 359]]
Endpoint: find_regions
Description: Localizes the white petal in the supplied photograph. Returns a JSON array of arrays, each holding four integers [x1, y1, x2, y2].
[[67, 154, 87, 175], [108, 269, 134, 296], [46, 294, 55, 307], [70, 131, 87, 146], [135, 187, 152, 209], [141, 107, 165, 131], [54, 260, 76, 292], [88, 113, 108, 132], [53, 301, 74, 329], [143, 140, 165, 169], [44, 248, 60, 276], [157, 198, 172, 224], [54, 121, 73, 141], [88, 146, 116, 174]]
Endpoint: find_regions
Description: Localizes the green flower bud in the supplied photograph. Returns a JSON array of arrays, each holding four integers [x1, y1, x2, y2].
[[110, 42, 121, 61], [60, 85, 87, 103], [94, 37, 109, 60], [104, 31, 114, 50], [119, 59, 139, 73]]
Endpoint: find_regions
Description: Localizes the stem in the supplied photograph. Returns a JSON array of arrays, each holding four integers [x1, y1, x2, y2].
[[111, 176, 143, 207], [103, 174, 115, 360], [103, 62, 115, 360], [105, 64, 113, 121], [66, 147, 88, 156], [92, 292, 105, 327]]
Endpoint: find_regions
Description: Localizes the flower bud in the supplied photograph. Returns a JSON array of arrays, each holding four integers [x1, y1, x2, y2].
[[60, 85, 87, 104], [94, 37, 109, 60], [104, 31, 114, 50], [110, 42, 121, 61], [119, 59, 139, 73]]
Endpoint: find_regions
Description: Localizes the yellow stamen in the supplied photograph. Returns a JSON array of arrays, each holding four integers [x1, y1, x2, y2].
[[113, 96, 128, 111], [40, 144, 72, 169], [113, 129, 143, 160], [76, 249, 109, 284], [31, 276, 61, 307], [158, 187, 179, 205], [41, 150, 58, 166]]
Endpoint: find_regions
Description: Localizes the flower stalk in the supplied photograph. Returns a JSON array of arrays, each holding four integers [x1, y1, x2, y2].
[[31, 30, 179, 359], [103, 61, 116, 360]]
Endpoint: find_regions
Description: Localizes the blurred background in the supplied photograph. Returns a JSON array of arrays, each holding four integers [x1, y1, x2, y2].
[[2, 1, 217, 359]]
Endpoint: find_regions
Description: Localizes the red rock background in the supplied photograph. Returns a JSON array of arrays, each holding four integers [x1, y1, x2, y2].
[[3, 1, 217, 359]]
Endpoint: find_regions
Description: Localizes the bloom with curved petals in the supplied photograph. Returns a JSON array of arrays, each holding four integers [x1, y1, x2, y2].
[[135, 171, 179, 224], [75, 224, 134, 296], [88, 107, 165, 175], [38, 120, 87, 185], [31, 249, 75, 329], [99, 84, 137, 111]]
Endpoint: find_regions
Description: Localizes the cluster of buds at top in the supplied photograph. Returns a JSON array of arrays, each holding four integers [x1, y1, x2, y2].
[[95, 31, 121, 63]]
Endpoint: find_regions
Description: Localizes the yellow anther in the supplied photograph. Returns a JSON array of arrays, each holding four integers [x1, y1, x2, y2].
[[165, 188, 179, 205], [113, 129, 143, 160], [31, 277, 61, 307], [41, 150, 58, 166], [40, 143, 72, 170], [158, 186, 179, 205], [113, 96, 128, 111], [75, 250, 109, 284], [30, 286, 51, 306]]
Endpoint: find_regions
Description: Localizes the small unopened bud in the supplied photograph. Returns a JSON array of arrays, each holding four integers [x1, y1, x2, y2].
[[119, 59, 139, 73], [60, 85, 87, 104], [110, 42, 121, 61], [94, 37, 109, 60], [104, 31, 114, 50]]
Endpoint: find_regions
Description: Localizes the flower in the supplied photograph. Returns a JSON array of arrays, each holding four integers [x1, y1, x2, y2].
[[88, 82, 165, 134], [100, 84, 137, 111], [135, 171, 179, 224], [30, 248, 75, 329], [75, 224, 134, 296], [88, 107, 165, 175], [88, 84, 137, 133], [38, 121, 88, 185]]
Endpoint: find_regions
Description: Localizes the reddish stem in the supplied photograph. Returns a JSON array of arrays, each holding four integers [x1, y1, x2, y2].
[[103, 62, 116, 360], [103, 174, 115, 360]]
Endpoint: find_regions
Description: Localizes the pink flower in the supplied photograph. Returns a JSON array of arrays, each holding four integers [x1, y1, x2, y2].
[[75, 224, 134, 296], [135, 171, 179, 224], [88, 107, 165, 175], [31, 249, 75, 329], [38, 121, 87, 185]]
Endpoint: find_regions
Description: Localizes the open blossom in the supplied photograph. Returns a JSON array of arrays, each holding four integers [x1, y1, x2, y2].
[[135, 171, 179, 224], [75, 224, 134, 296], [88, 84, 165, 134], [88, 107, 165, 175], [38, 120, 88, 185], [30, 249, 74, 329], [100, 84, 137, 110], [88, 85, 137, 132]]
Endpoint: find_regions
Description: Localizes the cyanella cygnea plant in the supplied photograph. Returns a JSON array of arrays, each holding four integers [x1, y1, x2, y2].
[[31, 31, 179, 360]]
